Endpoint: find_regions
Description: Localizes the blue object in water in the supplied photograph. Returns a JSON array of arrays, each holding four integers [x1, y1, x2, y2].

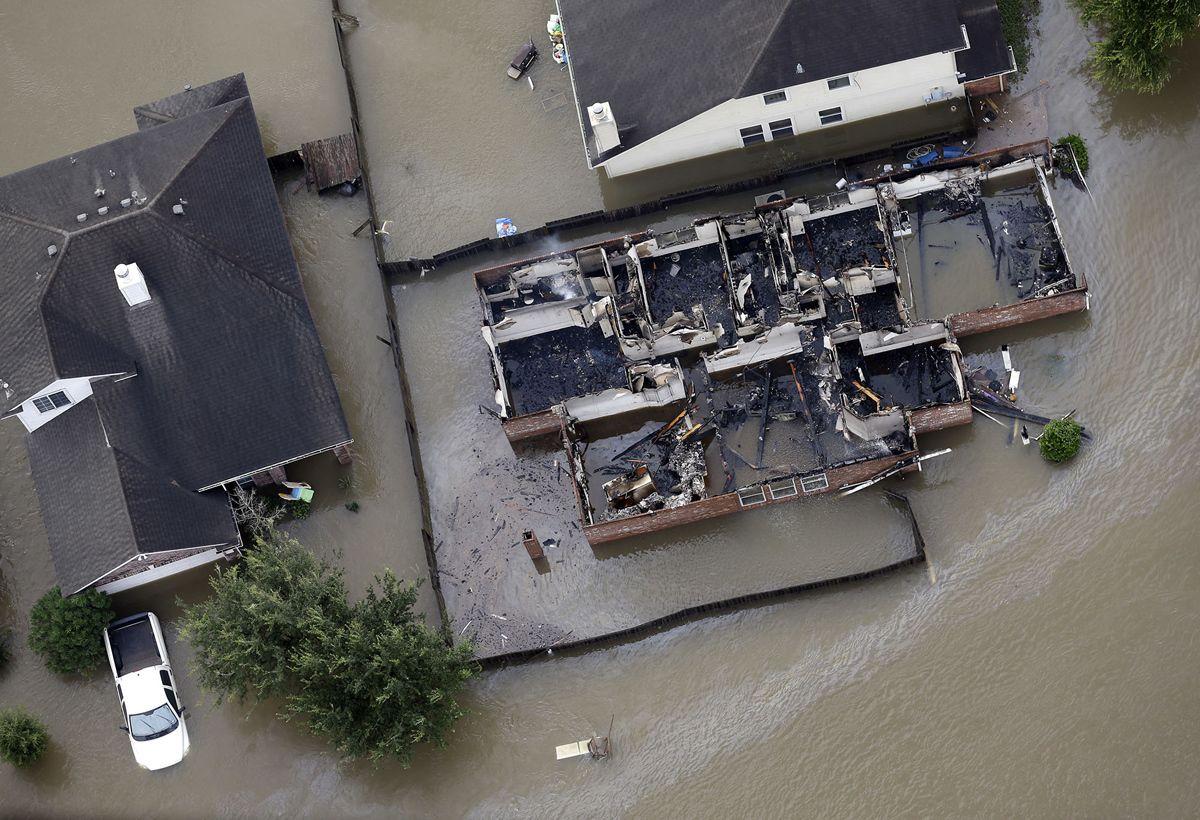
[[496, 217, 518, 238], [942, 145, 967, 159]]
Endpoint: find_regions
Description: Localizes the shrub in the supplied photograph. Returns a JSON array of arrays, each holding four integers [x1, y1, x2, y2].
[[180, 531, 476, 764], [1040, 418, 1083, 463], [289, 500, 312, 520], [286, 572, 476, 765], [28, 588, 113, 675], [0, 630, 10, 673], [345, 501, 360, 513], [998, 0, 1041, 71], [1055, 133, 1090, 177], [179, 532, 347, 704], [1076, 0, 1200, 93], [0, 708, 49, 767]]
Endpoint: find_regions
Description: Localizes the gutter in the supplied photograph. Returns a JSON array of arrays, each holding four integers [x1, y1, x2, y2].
[[555, 0, 599, 170], [200, 437, 354, 491]]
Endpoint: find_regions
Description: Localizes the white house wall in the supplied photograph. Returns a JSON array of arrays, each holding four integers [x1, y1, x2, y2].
[[602, 52, 962, 176]]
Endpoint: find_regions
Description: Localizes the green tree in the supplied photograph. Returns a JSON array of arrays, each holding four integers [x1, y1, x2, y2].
[[0, 708, 49, 767], [27, 587, 113, 675], [1040, 418, 1084, 462], [1077, 0, 1200, 92], [178, 532, 348, 704], [286, 572, 477, 765]]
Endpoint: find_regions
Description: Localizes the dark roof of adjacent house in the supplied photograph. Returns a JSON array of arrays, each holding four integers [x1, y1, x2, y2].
[[0, 75, 350, 591], [27, 392, 240, 594], [559, 0, 1011, 161], [955, 0, 1016, 82]]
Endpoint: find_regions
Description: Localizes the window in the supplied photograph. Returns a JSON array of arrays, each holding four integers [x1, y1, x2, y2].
[[769, 118, 793, 140], [737, 486, 767, 506], [827, 75, 852, 90], [801, 473, 830, 494], [739, 125, 765, 146], [768, 478, 798, 500], [762, 90, 787, 105], [32, 391, 71, 413], [128, 704, 179, 741], [818, 106, 844, 126]]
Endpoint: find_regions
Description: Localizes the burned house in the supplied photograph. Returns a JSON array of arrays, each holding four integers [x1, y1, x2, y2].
[[0, 75, 351, 595], [476, 148, 1085, 545]]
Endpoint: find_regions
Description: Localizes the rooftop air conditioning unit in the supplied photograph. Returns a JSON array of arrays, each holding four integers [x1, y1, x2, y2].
[[114, 262, 151, 307], [588, 102, 621, 154]]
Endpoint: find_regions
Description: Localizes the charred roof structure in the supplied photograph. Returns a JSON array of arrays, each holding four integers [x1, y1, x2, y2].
[[0, 75, 351, 594], [475, 148, 1087, 544]]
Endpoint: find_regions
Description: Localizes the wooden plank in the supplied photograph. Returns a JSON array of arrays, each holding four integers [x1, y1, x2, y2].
[[300, 132, 361, 191]]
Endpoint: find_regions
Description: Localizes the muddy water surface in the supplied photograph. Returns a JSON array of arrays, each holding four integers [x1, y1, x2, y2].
[[3, 0, 1200, 816]]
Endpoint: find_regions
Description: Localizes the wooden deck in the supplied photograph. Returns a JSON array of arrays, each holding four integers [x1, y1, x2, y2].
[[300, 132, 361, 191]]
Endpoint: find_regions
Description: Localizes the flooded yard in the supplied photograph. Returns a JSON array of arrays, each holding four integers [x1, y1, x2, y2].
[[2, 0, 1200, 816]]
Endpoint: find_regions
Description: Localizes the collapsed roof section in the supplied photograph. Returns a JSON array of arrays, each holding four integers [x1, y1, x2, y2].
[[474, 151, 1086, 543]]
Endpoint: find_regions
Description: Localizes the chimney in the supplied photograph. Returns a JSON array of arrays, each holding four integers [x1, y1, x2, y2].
[[114, 262, 151, 307], [587, 102, 621, 154]]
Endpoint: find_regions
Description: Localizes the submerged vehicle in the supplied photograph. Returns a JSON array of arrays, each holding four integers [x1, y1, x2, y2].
[[507, 38, 538, 79], [103, 612, 190, 771]]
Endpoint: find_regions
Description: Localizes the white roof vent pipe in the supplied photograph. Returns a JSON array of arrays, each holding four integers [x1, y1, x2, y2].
[[588, 102, 621, 154], [114, 263, 151, 307]]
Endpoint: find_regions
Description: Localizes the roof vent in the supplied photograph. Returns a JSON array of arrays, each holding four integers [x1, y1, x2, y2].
[[120, 197, 132, 208], [172, 202, 185, 215], [795, 63, 804, 74], [114, 262, 151, 307], [47, 244, 58, 257], [98, 206, 109, 216], [94, 187, 106, 198], [587, 101, 621, 154], [76, 213, 87, 223]]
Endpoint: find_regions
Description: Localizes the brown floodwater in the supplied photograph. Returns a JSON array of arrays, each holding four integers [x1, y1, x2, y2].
[[3, 0, 1200, 815]]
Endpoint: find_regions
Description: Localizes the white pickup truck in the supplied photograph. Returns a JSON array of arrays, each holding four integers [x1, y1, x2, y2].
[[104, 612, 191, 770]]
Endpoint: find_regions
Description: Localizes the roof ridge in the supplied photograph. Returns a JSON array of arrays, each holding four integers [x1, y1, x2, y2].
[[0, 206, 69, 237], [147, 100, 240, 210], [146, 208, 307, 308], [736, 0, 797, 98]]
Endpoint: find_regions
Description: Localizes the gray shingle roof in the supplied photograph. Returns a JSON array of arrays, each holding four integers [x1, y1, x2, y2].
[[133, 74, 252, 131], [955, 0, 1015, 81], [27, 394, 239, 594], [559, 0, 1009, 160], [2, 77, 350, 591]]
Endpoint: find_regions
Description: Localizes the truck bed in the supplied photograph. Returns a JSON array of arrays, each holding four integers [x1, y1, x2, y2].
[[107, 614, 162, 675]]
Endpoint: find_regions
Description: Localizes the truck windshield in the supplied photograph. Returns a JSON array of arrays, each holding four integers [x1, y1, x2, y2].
[[128, 704, 178, 741]]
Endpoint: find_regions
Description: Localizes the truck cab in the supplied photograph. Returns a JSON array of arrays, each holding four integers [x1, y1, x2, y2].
[[103, 612, 190, 771]]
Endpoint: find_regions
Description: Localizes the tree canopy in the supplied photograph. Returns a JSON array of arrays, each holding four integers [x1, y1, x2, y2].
[[286, 572, 477, 765], [1040, 418, 1084, 463], [179, 533, 348, 703], [1077, 0, 1200, 93], [179, 530, 476, 764], [27, 587, 113, 675]]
